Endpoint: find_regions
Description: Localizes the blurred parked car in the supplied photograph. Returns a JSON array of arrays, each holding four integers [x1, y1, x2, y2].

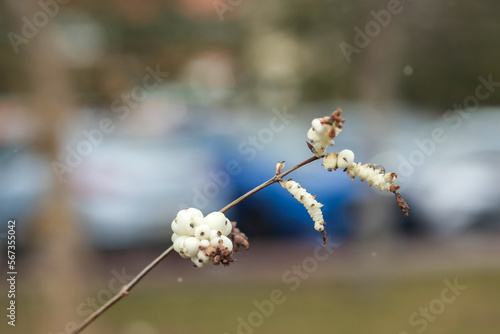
[[377, 107, 500, 236]]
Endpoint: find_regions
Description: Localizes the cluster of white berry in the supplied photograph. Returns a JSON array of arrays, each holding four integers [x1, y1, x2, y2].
[[322, 149, 355, 170], [311, 110, 409, 216], [280, 179, 325, 233], [322, 149, 397, 192], [346, 162, 397, 192], [307, 109, 345, 157], [171, 208, 233, 268]]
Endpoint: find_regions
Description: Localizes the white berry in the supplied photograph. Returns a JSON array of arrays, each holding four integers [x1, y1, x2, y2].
[[203, 212, 227, 231], [173, 236, 188, 253], [337, 149, 354, 169], [182, 237, 200, 257], [194, 224, 211, 240]]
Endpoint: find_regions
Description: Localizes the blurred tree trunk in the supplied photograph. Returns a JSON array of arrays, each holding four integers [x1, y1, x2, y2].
[[355, 27, 406, 107], [353, 2, 408, 239], [5, 2, 98, 333]]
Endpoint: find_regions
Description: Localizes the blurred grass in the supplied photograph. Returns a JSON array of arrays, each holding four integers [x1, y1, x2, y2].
[[8, 269, 500, 333]]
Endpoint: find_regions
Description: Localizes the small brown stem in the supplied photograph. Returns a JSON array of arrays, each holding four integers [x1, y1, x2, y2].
[[70, 246, 174, 334], [279, 155, 320, 179], [220, 155, 319, 213]]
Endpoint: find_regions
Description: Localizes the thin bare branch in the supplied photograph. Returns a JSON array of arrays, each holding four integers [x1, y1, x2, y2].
[[219, 155, 319, 213], [71, 246, 174, 334]]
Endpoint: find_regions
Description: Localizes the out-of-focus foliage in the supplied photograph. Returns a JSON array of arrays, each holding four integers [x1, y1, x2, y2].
[[1, 0, 500, 109]]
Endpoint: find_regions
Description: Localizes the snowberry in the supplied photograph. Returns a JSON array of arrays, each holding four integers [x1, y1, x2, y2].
[[171, 208, 235, 268], [221, 218, 233, 236], [337, 149, 354, 169], [171, 218, 190, 236], [210, 237, 223, 247], [307, 110, 345, 157], [172, 208, 203, 235], [171, 233, 179, 243], [281, 179, 325, 233], [322, 153, 338, 171], [199, 239, 210, 250], [346, 163, 397, 192], [197, 250, 210, 263], [192, 257, 207, 268], [311, 118, 323, 132], [203, 212, 228, 232], [182, 237, 200, 257], [194, 224, 211, 240], [173, 235, 188, 253], [219, 236, 233, 251], [210, 229, 222, 240]]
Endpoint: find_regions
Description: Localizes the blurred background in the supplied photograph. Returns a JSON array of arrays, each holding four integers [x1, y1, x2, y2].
[[1, 0, 499, 333]]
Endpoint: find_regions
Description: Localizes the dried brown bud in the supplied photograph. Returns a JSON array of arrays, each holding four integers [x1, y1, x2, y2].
[[204, 246, 215, 257], [394, 192, 410, 217], [321, 230, 327, 246], [211, 245, 236, 267], [306, 141, 317, 154], [229, 221, 250, 251], [275, 161, 285, 175], [320, 109, 345, 138]]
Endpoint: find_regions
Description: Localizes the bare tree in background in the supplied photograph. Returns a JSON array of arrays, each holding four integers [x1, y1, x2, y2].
[[5, 2, 97, 333]]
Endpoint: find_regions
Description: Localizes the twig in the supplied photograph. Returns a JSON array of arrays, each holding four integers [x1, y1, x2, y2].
[[219, 155, 319, 213], [71, 155, 319, 334], [71, 246, 174, 334]]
